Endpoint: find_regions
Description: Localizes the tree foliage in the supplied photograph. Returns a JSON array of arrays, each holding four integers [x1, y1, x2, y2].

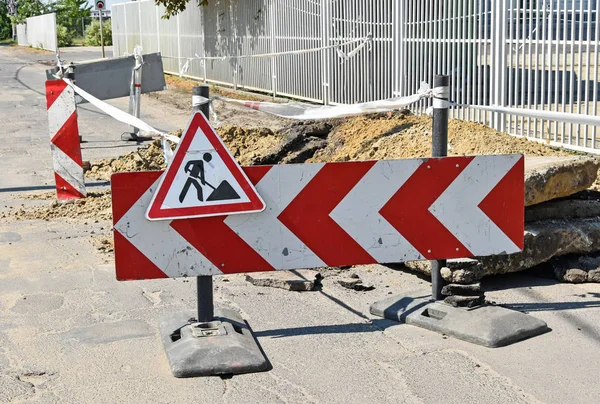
[[53, 0, 91, 37], [156, 0, 208, 19], [84, 19, 111, 46], [10, 0, 48, 24], [56, 23, 72, 46], [0, 2, 13, 40]]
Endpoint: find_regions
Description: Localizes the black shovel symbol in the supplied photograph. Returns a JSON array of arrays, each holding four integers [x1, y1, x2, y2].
[[179, 153, 241, 203]]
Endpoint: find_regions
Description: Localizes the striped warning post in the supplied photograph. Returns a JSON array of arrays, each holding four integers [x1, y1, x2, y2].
[[46, 79, 86, 199]]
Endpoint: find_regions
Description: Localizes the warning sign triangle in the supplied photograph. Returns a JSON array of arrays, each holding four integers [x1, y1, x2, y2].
[[146, 112, 266, 221]]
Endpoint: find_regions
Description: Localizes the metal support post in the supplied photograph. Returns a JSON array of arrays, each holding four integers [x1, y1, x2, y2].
[[431, 75, 449, 301], [193, 85, 214, 323], [369, 74, 548, 348], [157, 85, 268, 377], [99, 11, 105, 58], [122, 47, 151, 142]]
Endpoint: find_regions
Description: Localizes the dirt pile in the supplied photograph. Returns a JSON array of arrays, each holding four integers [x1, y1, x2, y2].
[[309, 114, 570, 163], [219, 126, 285, 165], [86, 139, 169, 181], [86, 126, 285, 180], [9, 191, 112, 221]]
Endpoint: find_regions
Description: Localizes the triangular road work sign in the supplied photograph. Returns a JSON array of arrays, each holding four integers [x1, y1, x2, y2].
[[146, 112, 266, 221]]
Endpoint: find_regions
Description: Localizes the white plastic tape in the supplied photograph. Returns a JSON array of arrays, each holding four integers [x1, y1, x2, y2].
[[218, 83, 432, 121], [61, 78, 179, 143], [432, 86, 450, 109], [192, 95, 207, 107], [165, 36, 369, 62], [464, 104, 600, 127]]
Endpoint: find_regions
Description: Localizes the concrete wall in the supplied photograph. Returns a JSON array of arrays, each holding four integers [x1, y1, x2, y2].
[[23, 13, 58, 51]]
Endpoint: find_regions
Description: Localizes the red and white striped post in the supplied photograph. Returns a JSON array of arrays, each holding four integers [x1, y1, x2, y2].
[[45, 78, 86, 200]]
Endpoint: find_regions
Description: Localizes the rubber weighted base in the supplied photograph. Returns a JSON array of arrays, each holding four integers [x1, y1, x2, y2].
[[159, 308, 270, 378], [370, 292, 549, 347]]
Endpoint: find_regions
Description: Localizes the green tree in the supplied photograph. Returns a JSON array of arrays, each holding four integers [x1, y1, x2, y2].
[[156, 0, 208, 19], [0, 2, 13, 40], [53, 0, 91, 37], [10, 0, 48, 24], [84, 19, 111, 46]]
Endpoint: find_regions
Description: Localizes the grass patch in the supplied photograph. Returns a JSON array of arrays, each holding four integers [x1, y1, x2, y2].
[[0, 39, 16, 46]]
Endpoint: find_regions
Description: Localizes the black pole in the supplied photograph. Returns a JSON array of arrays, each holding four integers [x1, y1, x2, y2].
[[431, 75, 449, 301], [193, 85, 214, 323]]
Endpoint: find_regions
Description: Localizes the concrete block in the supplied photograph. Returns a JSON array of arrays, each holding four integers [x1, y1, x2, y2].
[[525, 156, 599, 207], [245, 270, 319, 291]]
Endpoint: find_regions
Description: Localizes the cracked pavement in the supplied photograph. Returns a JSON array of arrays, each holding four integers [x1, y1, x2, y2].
[[1, 44, 600, 403]]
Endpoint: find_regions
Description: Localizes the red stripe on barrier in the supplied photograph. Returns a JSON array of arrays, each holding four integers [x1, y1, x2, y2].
[[244, 165, 272, 186], [51, 112, 83, 166], [111, 171, 163, 224], [478, 156, 525, 250], [380, 157, 474, 260], [171, 216, 276, 274], [114, 231, 169, 281], [278, 161, 377, 267], [45, 80, 67, 109], [54, 173, 85, 199]]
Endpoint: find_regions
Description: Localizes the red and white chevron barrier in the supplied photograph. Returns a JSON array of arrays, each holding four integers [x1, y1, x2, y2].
[[46, 80, 86, 199], [112, 155, 524, 280]]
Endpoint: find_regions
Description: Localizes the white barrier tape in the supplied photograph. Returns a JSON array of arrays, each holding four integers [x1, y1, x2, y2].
[[433, 99, 451, 109], [460, 104, 600, 127], [192, 95, 220, 125], [192, 95, 208, 107], [163, 36, 369, 63], [59, 78, 180, 166], [179, 58, 191, 77], [60, 78, 179, 143], [215, 82, 431, 120], [432, 86, 450, 99]]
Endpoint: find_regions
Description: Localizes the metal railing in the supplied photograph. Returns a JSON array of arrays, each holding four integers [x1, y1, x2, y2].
[[112, 0, 600, 153]]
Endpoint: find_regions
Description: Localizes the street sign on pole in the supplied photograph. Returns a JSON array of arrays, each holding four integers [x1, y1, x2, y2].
[[95, 0, 105, 58], [146, 112, 266, 221], [112, 153, 525, 281]]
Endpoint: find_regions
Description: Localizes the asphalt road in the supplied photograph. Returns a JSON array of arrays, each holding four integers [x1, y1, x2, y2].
[[1, 44, 600, 404]]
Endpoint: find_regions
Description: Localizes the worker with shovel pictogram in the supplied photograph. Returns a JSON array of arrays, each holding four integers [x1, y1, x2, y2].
[[179, 152, 241, 203]]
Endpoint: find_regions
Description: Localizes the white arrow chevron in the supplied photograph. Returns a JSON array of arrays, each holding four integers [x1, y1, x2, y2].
[[224, 164, 326, 270], [114, 178, 221, 277], [329, 159, 425, 263], [428, 154, 522, 255]]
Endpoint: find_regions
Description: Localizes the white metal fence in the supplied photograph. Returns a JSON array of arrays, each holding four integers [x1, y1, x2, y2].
[[19, 13, 58, 51], [16, 24, 27, 47], [112, 0, 600, 153]]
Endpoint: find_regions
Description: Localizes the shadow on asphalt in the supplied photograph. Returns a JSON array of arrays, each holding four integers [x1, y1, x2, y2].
[[254, 319, 396, 338], [0, 181, 110, 193]]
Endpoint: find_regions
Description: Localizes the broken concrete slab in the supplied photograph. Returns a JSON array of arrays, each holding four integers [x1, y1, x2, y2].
[[526, 198, 600, 223], [245, 270, 320, 291], [338, 278, 375, 291], [524, 156, 600, 207], [441, 283, 482, 296], [532, 253, 600, 283], [443, 295, 485, 308], [406, 217, 600, 284]]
